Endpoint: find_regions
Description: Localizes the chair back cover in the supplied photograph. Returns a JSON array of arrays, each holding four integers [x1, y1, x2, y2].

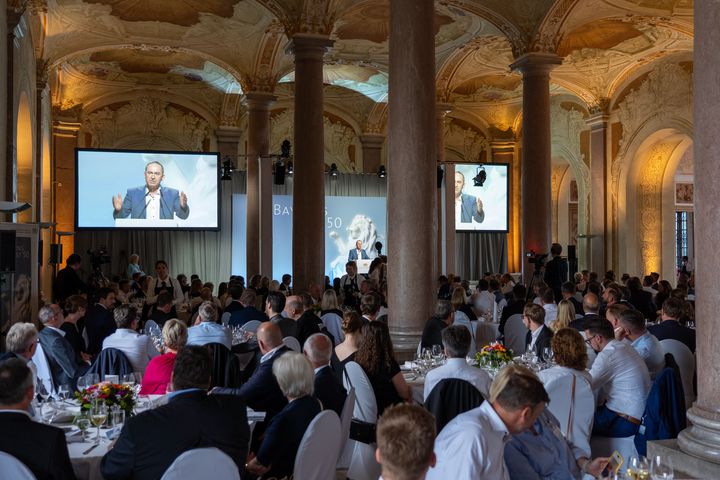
[[283, 336, 301, 352], [32, 343, 56, 395], [86, 348, 134, 380], [660, 339, 695, 407], [342, 361, 381, 480], [205, 343, 241, 388], [542, 368, 594, 457], [160, 447, 239, 480], [0, 451, 37, 480], [143, 320, 161, 337], [425, 378, 484, 433], [453, 311, 477, 356], [337, 387, 356, 467], [220, 312, 231, 326], [242, 320, 262, 334], [504, 314, 526, 356], [321, 313, 344, 343], [294, 410, 343, 480]]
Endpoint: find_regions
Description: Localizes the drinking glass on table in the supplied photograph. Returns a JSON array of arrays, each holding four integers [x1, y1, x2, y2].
[[431, 345, 444, 365], [121, 374, 136, 388], [74, 414, 91, 442], [650, 455, 673, 480], [627, 456, 650, 480], [57, 384, 72, 402], [91, 401, 108, 445]]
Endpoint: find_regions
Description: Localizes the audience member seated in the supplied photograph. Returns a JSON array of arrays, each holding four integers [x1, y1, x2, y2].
[[561, 281, 584, 316], [277, 294, 303, 339], [296, 293, 322, 346], [523, 303, 553, 361], [38, 304, 90, 388], [0, 359, 75, 480], [605, 303, 630, 341], [53, 253, 89, 303], [304, 333, 347, 416], [568, 292, 601, 331], [227, 288, 267, 327], [223, 285, 244, 314], [246, 352, 322, 479], [376, 404, 437, 480], [320, 289, 343, 317], [0, 323, 38, 369], [499, 284, 527, 336], [451, 286, 477, 321], [85, 287, 117, 355], [585, 318, 651, 437], [356, 321, 412, 415], [423, 325, 491, 400], [618, 309, 665, 379], [187, 301, 232, 349], [334, 311, 363, 368], [116, 279, 132, 304], [102, 305, 158, 373], [549, 299, 575, 331], [361, 291, 384, 323], [61, 294, 88, 357], [148, 292, 175, 328], [472, 280, 494, 318], [427, 364, 549, 479], [140, 319, 187, 395], [648, 297, 696, 353], [340, 261, 361, 308], [504, 409, 609, 480], [538, 328, 594, 456], [421, 300, 453, 350], [101, 346, 250, 480], [626, 276, 656, 321], [263, 291, 293, 338], [540, 288, 558, 325]]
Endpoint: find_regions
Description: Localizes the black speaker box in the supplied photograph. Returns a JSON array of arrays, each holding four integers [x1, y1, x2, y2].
[[274, 163, 286, 185], [50, 243, 63, 265], [0, 231, 16, 272]]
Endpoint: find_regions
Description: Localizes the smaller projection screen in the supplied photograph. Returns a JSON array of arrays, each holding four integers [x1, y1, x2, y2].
[[454, 163, 509, 232], [76, 148, 220, 230]]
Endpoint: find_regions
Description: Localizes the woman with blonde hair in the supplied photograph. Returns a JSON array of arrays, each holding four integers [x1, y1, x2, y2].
[[550, 299, 576, 331], [140, 319, 188, 394]]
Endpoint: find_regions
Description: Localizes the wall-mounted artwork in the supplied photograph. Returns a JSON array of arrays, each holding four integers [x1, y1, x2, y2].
[[675, 182, 694, 206]]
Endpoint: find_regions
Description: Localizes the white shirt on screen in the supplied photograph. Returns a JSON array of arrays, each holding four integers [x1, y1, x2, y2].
[[145, 187, 161, 220], [589, 339, 651, 419], [423, 357, 491, 400], [426, 401, 511, 480], [455, 197, 462, 224]]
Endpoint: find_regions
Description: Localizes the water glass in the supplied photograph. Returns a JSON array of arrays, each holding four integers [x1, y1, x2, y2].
[[57, 384, 72, 401], [650, 456, 673, 480], [75, 416, 91, 442], [110, 406, 125, 429], [121, 374, 136, 387]]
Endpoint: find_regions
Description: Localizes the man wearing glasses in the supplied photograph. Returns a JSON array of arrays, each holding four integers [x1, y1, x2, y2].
[[112, 161, 190, 220], [584, 318, 651, 437]]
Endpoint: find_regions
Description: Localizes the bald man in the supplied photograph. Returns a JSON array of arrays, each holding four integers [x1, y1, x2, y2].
[[569, 293, 601, 332], [304, 333, 346, 416]]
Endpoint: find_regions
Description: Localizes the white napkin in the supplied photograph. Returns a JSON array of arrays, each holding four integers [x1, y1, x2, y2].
[[65, 429, 84, 444]]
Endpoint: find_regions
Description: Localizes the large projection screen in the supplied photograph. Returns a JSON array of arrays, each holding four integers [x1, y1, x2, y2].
[[76, 148, 220, 230], [232, 194, 387, 280], [454, 163, 509, 232]]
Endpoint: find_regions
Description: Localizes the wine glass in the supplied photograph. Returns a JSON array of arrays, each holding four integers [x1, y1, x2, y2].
[[650, 456, 673, 480], [91, 401, 108, 445], [431, 345, 444, 365], [57, 384, 72, 402], [74, 415, 91, 442], [627, 456, 649, 480], [121, 374, 136, 388]]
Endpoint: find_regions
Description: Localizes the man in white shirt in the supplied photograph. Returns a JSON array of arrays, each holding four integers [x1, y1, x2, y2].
[[618, 309, 665, 379], [145, 260, 185, 307], [376, 404, 436, 480], [423, 325, 491, 400], [540, 288, 558, 325], [473, 279, 496, 317], [102, 305, 158, 373], [427, 364, 548, 480], [584, 318, 651, 437], [187, 301, 232, 349]]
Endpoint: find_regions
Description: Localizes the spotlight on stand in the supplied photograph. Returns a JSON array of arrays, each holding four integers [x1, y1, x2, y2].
[[377, 165, 386, 178], [274, 139, 292, 185], [287, 161, 294, 175], [329, 163, 339, 177], [220, 157, 233, 181], [473, 165, 486, 187]]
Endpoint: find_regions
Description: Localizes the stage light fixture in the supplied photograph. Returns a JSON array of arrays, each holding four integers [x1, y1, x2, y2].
[[473, 165, 486, 187], [287, 161, 294, 175], [377, 165, 386, 178], [220, 158, 233, 181], [329, 163, 339, 177]]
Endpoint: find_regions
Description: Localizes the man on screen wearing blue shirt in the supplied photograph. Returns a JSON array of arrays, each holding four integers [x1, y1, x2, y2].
[[112, 161, 190, 220], [454, 172, 484, 223]]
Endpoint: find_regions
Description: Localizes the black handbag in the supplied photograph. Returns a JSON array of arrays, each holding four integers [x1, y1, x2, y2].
[[349, 419, 376, 444]]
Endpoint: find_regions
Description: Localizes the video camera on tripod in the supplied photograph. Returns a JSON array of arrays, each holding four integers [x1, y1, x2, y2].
[[87, 247, 111, 272], [526, 250, 548, 267]]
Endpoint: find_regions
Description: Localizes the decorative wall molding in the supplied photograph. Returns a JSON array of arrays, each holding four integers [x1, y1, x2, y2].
[[443, 120, 489, 162]]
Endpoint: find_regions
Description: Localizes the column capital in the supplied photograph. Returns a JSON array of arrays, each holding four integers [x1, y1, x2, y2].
[[287, 33, 334, 59], [52, 120, 81, 138], [490, 139, 517, 152], [243, 91, 277, 110], [510, 52, 562, 76], [215, 126, 243, 143], [586, 112, 610, 130], [359, 133, 385, 147]]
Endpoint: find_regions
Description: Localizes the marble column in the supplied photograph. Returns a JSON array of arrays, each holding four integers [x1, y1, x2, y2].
[[52, 118, 81, 260], [289, 34, 333, 294], [244, 92, 276, 279], [437, 104, 453, 276], [490, 139, 519, 271], [677, 0, 720, 466], [586, 113, 609, 274], [360, 134, 384, 174], [510, 53, 562, 282], [388, 0, 436, 352]]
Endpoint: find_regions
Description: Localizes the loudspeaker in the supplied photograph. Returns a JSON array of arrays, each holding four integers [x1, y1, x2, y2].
[[274, 162, 286, 185], [567, 244, 578, 278], [50, 243, 63, 265], [0, 231, 16, 272], [437, 166, 444, 188]]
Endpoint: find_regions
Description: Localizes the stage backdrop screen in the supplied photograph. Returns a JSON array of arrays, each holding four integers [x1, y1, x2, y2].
[[76, 148, 219, 230], [453, 163, 509, 232], [232, 194, 387, 280]]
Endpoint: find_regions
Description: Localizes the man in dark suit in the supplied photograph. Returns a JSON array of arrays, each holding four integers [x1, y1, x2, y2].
[[523, 304, 554, 361], [648, 297, 696, 353], [268, 291, 297, 339], [304, 333, 346, 416], [0, 359, 75, 480], [111, 161, 190, 220], [147, 292, 175, 328], [228, 289, 267, 327], [627, 277, 656, 321], [53, 253, 89, 303], [569, 293, 601, 332], [421, 300, 453, 350], [348, 240, 370, 261], [85, 287, 117, 355], [561, 281, 584, 316], [101, 346, 249, 480], [543, 243, 568, 302], [499, 284, 527, 336], [224, 285, 245, 314], [454, 172, 485, 223], [38, 304, 90, 389], [294, 293, 322, 346]]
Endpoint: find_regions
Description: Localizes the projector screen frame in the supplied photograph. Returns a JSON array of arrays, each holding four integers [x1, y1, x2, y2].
[[453, 161, 510, 233], [74, 147, 221, 232]]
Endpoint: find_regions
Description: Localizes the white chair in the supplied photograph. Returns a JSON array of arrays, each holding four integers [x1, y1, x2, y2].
[[503, 314, 526, 356], [660, 339, 696, 407], [0, 452, 36, 480], [160, 447, 239, 480], [144, 320, 160, 336], [453, 311, 477, 356], [585, 344, 597, 369], [283, 336, 301, 352], [321, 313, 344, 343], [220, 312, 231, 326], [32, 343, 55, 396], [294, 410, 343, 480], [540, 368, 595, 458], [342, 361, 381, 480], [337, 387, 356, 469], [242, 320, 262, 334]]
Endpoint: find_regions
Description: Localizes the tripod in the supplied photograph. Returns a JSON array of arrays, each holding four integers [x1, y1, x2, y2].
[[527, 262, 544, 301]]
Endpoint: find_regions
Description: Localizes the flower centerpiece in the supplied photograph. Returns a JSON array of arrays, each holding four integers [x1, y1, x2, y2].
[[475, 342, 514, 370], [75, 382, 136, 416]]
